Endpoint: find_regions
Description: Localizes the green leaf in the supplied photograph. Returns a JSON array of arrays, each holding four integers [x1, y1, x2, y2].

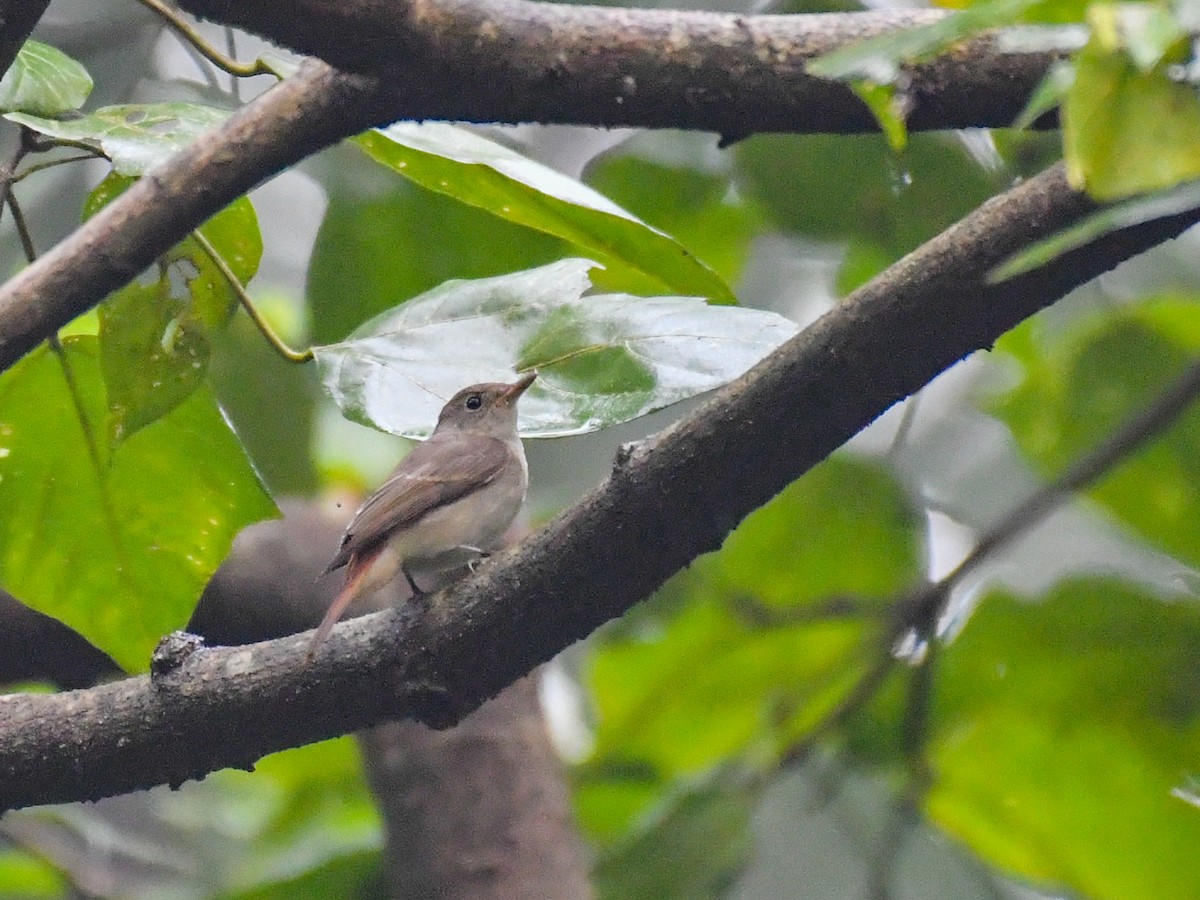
[[851, 80, 908, 151], [307, 145, 564, 344], [591, 768, 760, 900], [928, 580, 1200, 899], [354, 123, 736, 304], [0, 39, 92, 116], [85, 173, 263, 445], [1012, 60, 1074, 130], [578, 455, 922, 835], [313, 259, 797, 438], [0, 847, 64, 897], [6, 102, 230, 175], [991, 299, 1200, 569], [0, 337, 277, 672], [715, 455, 923, 608], [1064, 6, 1200, 199], [583, 143, 762, 293]]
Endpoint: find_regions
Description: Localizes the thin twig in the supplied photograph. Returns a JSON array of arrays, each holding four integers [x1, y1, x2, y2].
[[891, 354, 1200, 638], [12, 154, 101, 184], [948, 358, 1200, 595], [5, 187, 37, 264], [137, 0, 271, 78], [190, 228, 313, 364]]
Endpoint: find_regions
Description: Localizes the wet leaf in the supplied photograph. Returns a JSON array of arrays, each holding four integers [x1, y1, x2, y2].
[[314, 259, 796, 438], [929, 580, 1200, 898]]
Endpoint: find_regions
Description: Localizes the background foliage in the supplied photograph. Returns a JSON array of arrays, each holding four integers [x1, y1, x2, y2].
[[2, 0, 1200, 897]]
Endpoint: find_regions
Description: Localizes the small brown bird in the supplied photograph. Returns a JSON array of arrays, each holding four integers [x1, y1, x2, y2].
[[309, 374, 536, 654]]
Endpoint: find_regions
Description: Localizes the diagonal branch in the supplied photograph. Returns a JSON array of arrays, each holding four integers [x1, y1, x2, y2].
[[4, 161, 1199, 812], [178, 1, 1059, 136]]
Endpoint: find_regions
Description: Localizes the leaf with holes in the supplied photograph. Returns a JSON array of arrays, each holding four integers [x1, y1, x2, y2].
[[7, 102, 230, 174]]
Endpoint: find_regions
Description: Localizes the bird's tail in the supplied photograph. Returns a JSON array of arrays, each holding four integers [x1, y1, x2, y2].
[[307, 552, 375, 658]]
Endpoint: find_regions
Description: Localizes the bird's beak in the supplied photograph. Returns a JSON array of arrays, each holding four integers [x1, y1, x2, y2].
[[502, 372, 537, 402]]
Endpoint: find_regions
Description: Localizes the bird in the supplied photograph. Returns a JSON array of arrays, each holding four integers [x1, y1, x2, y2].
[[308, 373, 536, 655]]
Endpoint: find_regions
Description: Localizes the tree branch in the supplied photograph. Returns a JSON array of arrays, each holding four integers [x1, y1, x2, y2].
[[4, 160, 1199, 811], [0, 4, 1063, 374], [178, 1, 1058, 136]]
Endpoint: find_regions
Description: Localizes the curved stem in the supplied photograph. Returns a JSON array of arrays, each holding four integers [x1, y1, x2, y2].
[[137, 0, 272, 79], [12, 153, 100, 184], [190, 228, 313, 364]]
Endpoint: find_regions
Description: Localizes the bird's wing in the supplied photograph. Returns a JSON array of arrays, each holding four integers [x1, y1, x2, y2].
[[326, 433, 511, 572]]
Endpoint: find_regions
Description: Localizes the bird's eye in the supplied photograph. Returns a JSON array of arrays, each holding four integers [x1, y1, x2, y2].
[[465, 393, 483, 411]]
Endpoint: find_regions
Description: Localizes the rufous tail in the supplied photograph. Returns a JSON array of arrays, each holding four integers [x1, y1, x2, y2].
[[308, 551, 376, 658]]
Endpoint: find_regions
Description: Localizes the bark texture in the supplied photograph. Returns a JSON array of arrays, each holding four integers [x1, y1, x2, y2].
[[177, 1, 1060, 137], [362, 676, 592, 899]]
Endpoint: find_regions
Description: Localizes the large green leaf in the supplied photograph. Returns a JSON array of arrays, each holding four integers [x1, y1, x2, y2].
[[928, 580, 1200, 899], [1064, 4, 1200, 199], [306, 147, 563, 345], [583, 143, 762, 294], [313, 258, 797, 438], [992, 299, 1200, 569], [85, 173, 263, 446], [0, 337, 277, 672], [577, 455, 922, 837], [6, 102, 230, 175], [0, 847, 63, 897], [0, 39, 92, 116], [355, 124, 736, 304]]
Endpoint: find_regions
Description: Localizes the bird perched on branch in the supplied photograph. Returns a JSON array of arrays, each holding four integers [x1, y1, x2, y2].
[[309, 373, 536, 655]]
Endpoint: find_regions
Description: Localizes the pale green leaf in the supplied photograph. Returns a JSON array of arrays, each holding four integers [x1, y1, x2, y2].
[[6, 102, 230, 175], [314, 259, 796, 438], [929, 580, 1200, 898], [0, 39, 91, 115]]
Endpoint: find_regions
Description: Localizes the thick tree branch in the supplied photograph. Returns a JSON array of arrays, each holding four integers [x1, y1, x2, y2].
[[4, 162, 1200, 811], [0, 5, 1061, 373], [178, 1, 1057, 136], [361, 676, 592, 898]]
